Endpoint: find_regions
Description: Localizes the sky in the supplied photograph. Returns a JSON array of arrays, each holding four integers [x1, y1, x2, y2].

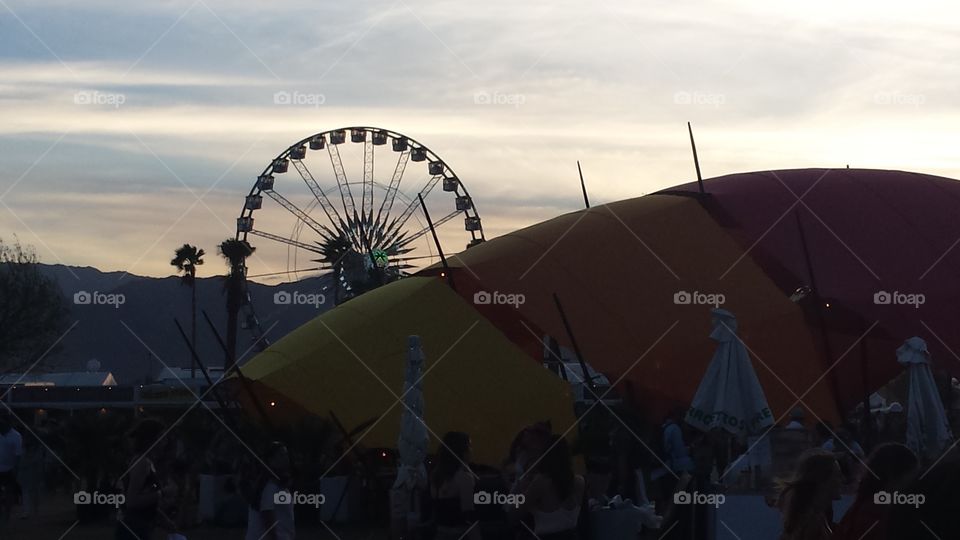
[[1, 0, 958, 282]]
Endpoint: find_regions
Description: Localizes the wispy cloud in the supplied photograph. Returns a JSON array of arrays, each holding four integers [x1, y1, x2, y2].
[[1, 0, 958, 277]]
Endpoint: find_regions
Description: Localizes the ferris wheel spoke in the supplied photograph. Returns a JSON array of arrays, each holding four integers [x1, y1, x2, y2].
[[361, 137, 375, 224], [391, 175, 443, 235], [249, 229, 325, 254], [327, 143, 357, 220], [291, 158, 346, 228], [393, 254, 443, 261], [395, 209, 461, 247], [247, 267, 330, 279], [262, 190, 336, 239], [375, 149, 411, 227]]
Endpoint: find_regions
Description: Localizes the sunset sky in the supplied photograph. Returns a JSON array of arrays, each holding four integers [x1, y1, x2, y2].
[[2, 0, 958, 281]]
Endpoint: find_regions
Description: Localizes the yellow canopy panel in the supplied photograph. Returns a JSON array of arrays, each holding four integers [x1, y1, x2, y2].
[[238, 276, 577, 466]]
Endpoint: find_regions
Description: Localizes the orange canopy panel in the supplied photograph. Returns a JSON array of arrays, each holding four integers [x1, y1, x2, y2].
[[238, 276, 577, 466], [434, 194, 840, 425]]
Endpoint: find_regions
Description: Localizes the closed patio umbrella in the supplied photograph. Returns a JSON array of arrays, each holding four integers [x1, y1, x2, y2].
[[685, 308, 774, 436], [896, 337, 952, 460], [390, 335, 429, 532]]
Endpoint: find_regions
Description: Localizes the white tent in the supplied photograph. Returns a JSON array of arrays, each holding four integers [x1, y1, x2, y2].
[[390, 335, 429, 530], [685, 308, 774, 436], [897, 337, 953, 460]]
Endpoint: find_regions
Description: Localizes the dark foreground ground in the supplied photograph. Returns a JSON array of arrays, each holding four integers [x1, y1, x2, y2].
[[0, 492, 384, 540]]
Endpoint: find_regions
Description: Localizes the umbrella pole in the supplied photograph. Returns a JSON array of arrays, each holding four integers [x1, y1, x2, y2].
[[795, 210, 844, 419]]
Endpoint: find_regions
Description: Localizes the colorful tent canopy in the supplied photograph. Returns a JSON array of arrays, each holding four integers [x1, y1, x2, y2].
[[430, 168, 960, 424], [668, 169, 960, 411], [238, 276, 577, 466], [433, 190, 840, 425], [241, 167, 960, 458]]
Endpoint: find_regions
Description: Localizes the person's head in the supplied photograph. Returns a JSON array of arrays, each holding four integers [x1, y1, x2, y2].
[[779, 449, 843, 533], [510, 422, 551, 462], [263, 441, 290, 476], [0, 410, 13, 434], [172, 457, 190, 477], [21, 429, 40, 450], [127, 418, 165, 455], [837, 424, 858, 445], [536, 435, 575, 501], [666, 407, 686, 424], [888, 455, 960, 540], [814, 421, 833, 443], [433, 431, 471, 486], [857, 443, 918, 502]]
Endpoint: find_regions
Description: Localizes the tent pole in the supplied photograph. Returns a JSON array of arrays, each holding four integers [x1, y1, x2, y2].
[[202, 310, 276, 434], [688, 122, 704, 194], [418, 193, 455, 290], [552, 293, 599, 397], [859, 334, 874, 449], [577, 161, 590, 209], [795, 210, 844, 419], [173, 318, 239, 432], [328, 410, 378, 521]]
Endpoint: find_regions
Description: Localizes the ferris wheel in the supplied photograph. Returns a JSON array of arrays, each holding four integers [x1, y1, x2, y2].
[[236, 126, 485, 305]]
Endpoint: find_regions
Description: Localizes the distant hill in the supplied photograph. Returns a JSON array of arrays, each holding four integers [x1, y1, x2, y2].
[[38, 264, 334, 384]]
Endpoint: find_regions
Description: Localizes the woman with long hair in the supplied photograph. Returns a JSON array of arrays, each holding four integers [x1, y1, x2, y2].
[[115, 418, 168, 540], [430, 431, 480, 540], [775, 449, 842, 540], [833, 443, 918, 540], [512, 435, 585, 540], [504, 422, 551, 490]]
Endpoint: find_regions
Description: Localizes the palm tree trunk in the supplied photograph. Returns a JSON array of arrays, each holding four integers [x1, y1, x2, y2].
[[191, 277, 197, 379], [225, 270, 240, 371]]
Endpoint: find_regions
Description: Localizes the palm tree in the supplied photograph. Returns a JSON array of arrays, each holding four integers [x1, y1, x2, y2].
[[171, 244, 205, 378], [218, 238, 255, 371]]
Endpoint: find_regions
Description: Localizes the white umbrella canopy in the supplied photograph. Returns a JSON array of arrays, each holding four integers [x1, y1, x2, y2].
[[685, 308, 774, 436], [897, 337, 953, 460], [393, 335, 429, 491]]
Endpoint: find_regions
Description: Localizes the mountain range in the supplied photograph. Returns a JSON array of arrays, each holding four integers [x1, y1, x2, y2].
[[37, 264, 332, 384]]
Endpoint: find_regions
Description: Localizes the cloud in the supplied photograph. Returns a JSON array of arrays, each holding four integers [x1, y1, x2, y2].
[[1, 0, 959, 277]]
